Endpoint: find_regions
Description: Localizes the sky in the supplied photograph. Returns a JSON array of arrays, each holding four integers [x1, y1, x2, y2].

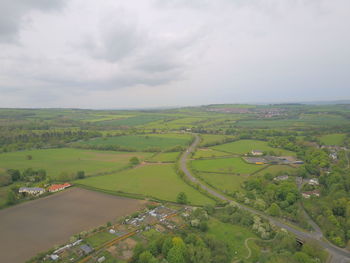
[[0, 0, 349, 109]]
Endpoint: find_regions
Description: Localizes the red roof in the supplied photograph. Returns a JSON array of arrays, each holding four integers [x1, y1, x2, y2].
[[48, 183, 72, 192]]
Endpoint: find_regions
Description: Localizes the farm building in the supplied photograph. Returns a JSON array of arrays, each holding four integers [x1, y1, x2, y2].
[[48, 183, 72, 192], [251, 150, 263, 156], [80, 244, 93, 255], [302, 190, 320, 198], [19, 187, 45, 195]]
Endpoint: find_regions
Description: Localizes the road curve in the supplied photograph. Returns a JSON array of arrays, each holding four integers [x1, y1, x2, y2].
[[180, 134, 350, 263]]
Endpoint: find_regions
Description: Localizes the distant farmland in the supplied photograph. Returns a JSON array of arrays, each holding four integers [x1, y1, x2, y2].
[[0, 187, 145, 263], [81, 133, 192, 151]]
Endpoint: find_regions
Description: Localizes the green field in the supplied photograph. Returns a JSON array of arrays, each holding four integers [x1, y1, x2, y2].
[[193, 148, 232, 159], [319, 133, 346, 146], [85, 232, 116, 248], [235, 113, 349, 128], [207, 218, 259, 260], [96, 115, 166, 126], [0, 148, 152, 178], [192, 157, 264, 174], [254, 165, 296, 176], [82, 134, 192, 151], [212, 140, 295, 156], [199, 134, 235, 146], [197, 172, 246, 193], [76, 164, 214, 205], [148, 152, 180, 163]]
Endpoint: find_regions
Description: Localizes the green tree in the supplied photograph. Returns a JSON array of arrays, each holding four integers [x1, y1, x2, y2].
[[76, 171, 85, 179], [130, 157, 140, 165], [267, 203, 281, 217], [177, 192, 188, 204], [6, 190, 16, 205], [7, 169, 21, 181], [138, 251, 158, 263]]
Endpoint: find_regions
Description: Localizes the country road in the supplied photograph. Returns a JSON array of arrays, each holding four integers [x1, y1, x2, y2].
[[180, 134, 350, 263]]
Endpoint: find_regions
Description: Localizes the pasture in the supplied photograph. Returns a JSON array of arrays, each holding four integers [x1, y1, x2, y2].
[[199, 134, 235, 146], [96, 115, 166, 126], [197, 172, 246, 193], [82, 133, 192, 151], [191, 157, 264, 175], [148, 152, 180, 163], [254, 165, 296, 176], [212, 140, 295, 156], [76, 164, 214, 205], [0, 187, 145, 263], [0, 148, 152, 179], [193, 148, 232, 159], [319, 133, 346, 146]]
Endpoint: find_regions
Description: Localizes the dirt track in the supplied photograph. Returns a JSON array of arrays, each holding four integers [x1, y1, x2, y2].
[[0, 187, 145, 263]]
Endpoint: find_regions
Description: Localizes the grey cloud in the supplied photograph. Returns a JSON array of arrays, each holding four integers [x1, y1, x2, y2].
[[82, 19, 143, 62], [0, 0, 66, 43]]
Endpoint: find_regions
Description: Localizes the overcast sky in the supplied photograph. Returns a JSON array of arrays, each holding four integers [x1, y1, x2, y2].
[[0, 0, 349, 108]]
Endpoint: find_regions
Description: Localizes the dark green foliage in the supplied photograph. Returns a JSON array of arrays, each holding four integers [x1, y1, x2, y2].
[[130, 157, 140, 165], [177, 192, 188, 204], [76, 170, 85, 179]]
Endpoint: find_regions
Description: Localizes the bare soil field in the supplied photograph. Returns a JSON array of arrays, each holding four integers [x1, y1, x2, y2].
[[0, 187, 145, 263]]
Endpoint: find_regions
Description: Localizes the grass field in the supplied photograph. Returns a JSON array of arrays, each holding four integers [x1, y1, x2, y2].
[[212, 140, 295, 156], [193, 148, 232, 159], [85, 232, 116, 248], [147, 152, 180, 163], [319, 133, 346, 146], [96, 115, 166, 126], [76, 164, 214, 205], [191, 157, 264, 174], [207, 218, 259, 260], [235, 113, 349, 128], [199, 134, 235, 146], [254, 165, 296, 176], [82, 134, 192, 151], [0, 148, 152, 179], [197, 172, 246, 193]]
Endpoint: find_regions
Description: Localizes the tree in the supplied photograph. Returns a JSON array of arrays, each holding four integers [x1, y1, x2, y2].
[[130, 157, 140, 165], [138, 251, 158, 263], [6, 190, 16, 205], [26, 155, 32, 160], [76, 171, 85, 179], [7, 169, 21, 181], [267, 203, 281, 217], [177, 192, 188, 204]]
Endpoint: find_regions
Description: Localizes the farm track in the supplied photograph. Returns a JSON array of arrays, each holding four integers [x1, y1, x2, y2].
[[180, 134, 350, 263]]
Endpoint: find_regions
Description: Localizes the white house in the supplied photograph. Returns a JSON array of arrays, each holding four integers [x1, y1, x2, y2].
[[19, 187, 45, 195], [251, 150, 263, 156]]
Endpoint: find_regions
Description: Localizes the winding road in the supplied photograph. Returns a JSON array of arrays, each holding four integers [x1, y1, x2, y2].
[[180, 134, 350, 263]]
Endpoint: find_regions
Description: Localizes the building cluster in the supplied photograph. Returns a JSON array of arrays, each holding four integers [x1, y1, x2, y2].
[[18, 183, 72, 196], [125, 206, 177, 230], [244, 154, 303, 165]]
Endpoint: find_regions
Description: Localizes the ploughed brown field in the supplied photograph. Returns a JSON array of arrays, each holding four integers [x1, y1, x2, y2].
[[0, 187, 145, 263]]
